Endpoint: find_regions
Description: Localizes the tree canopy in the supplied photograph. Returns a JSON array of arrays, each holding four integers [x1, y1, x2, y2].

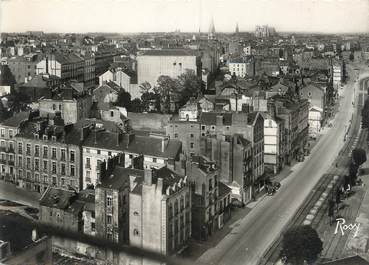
[[281, 225, 323, 265], [352, 148, 367, 166]]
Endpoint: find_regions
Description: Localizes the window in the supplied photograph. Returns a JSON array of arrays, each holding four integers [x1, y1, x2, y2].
[[153, 157, 157, 163], [35, 173, 39, 182], [52, 177, 57, 185], [52, 148, 57, 159], [85, 148, 90, 153], [43, 146, 48, 158], [61, 178, 65, 185], [174, 133, 178, 138], [52, 104, 56, 110], [190, 143, 194, 149], [70, 179, 74, 187], [43, 160, 48, 171], [86, 158, 91, 169], [133, 229, 139, 236], [97, 150, 101, 155], [61, 163, 66, 175], [0, 129, 4, 137], [190, 134, 194, 138], [108, 151, 111, 156], [18, 143, 22, 154], [34, 159, 39, 171], [107, 196, 112, 207], [70, 165, 75, 176], [34, 145, 40, 157], [52, 162, 57, 174], [110, 111, 114, 117], [18, 156, 22, 167], [70, 151, 75, 163], [91, 211, 95, 218], [107, 233, 113, 240], [59, 104, 62, 111], [44, 175, 48, 184], [9, 130, 13, 139], [61, 149, 66, 161], [26, 157, 31, 169], [91, 222, 96, 231], [107, 215, 112, 224], [26, 144, 31, 155]]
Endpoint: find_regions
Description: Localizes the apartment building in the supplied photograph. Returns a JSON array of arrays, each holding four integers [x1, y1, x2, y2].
[[130, 167, 191, 256], [185, 156, 231, 240]]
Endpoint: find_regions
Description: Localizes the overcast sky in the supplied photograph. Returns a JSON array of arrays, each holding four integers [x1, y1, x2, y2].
[[1, 0, 369, 34]]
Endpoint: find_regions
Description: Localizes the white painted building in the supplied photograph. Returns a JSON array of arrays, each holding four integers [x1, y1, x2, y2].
[[263, 114, 284, 174], [308, 106, 323, 138]]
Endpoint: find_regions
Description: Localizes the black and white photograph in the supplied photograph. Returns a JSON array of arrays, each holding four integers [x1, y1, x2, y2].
[[0, 0, 369, 264]]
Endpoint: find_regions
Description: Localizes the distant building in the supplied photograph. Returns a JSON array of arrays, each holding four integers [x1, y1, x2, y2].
[[137, 49, 200, 87], [228, 57, 255, 78], [18, 74, 60, 101], [38, 86, 93, 124], [36, 53, 84, 83], [8, 54, 40, 84]]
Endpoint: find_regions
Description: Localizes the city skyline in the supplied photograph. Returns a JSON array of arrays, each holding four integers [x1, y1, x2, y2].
[[1, 0, 369, 34]]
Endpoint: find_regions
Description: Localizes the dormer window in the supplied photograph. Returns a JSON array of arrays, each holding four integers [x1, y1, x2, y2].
[[34, 134, 39, 139], [51, 136, 56, 141], [43, 135, 48, 141]]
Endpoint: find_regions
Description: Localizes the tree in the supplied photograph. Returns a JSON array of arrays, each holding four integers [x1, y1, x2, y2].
[[281, 225, 323, 265], [141, 91, 159, 112], [352, 148, 367, 166], [115, 90, 131, 110], [177, 69, 202, 107], [139, 81, 152, 95], [155, 75, 180, 114], [130, 98, 143, 113]]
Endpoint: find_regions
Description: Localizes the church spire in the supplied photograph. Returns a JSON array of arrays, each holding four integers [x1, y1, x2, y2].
[[235, 22, 239, 34], [208, 17, 216, 40]]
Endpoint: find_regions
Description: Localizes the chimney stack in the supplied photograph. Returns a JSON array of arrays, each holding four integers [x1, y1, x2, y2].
[[144, 168, 153, 186], [216, 115, 223, 126]]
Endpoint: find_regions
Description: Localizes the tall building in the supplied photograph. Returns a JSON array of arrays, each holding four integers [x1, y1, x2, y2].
[[137, 49, 200, 87], [185, 155, 231, 240], [129, 167, 191, 256]]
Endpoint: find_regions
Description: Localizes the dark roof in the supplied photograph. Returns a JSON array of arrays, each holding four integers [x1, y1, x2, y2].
[[21, 74, 59, 88], [125, 135, 182, 159], [1, 112, 29, 127], [153, 167, 184, 192], [140, 49, 196, 57], [40, 188, 77, 210], [99, 167, 143, 190], [321, 255, 369, 265], [218, 182, 232, 198], [200, 112, 233, 126]]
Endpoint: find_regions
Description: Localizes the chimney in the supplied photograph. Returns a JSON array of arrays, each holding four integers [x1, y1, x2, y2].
[[216, 115, 223, 126], [157, 178, 163, 192], [45, 56, 49, 74], [80, 125, 90, 141], [144, 168, 153, 186], [161, 136, 169, 152]]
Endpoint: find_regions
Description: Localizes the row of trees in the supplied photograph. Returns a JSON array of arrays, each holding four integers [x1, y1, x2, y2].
[[114, 69, 202, 114]]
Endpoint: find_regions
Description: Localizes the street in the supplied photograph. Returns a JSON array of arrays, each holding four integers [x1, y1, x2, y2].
[[196, 67, 365, 265]]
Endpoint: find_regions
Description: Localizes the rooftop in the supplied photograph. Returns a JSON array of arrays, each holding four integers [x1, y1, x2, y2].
[[1, 112, 29, 128], [139, 49, 196, 57]]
